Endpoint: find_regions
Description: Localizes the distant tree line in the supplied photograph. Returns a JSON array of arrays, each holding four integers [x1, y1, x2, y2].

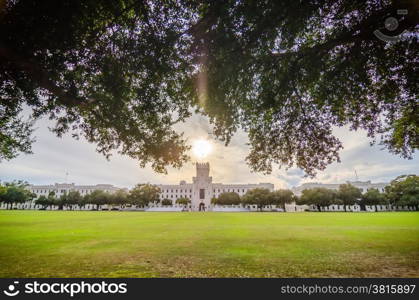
[[211, 189, 296, 211], [297, 175, 419, 211], [0, 183, 161, 210], [0, 175, 417, 211], [211, 175, 418, 211], [0, 181, 34, 209], [160, 197, 191, 207]]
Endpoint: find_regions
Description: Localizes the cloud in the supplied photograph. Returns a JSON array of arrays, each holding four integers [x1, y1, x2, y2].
[[0, 114, 417, 190]]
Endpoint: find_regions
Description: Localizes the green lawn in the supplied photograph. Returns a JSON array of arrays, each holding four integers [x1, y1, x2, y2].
[[0, 211, 418, 277]]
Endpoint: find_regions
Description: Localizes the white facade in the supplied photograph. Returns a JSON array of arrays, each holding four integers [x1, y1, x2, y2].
[[157, 162, 274, 211], [291, 180, 388, 197], [0, 183, 123, 210], [28, 183, 121, 198]]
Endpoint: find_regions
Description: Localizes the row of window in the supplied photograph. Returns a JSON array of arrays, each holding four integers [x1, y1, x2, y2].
[[161, 194, 192, 199], [161, 189, 192, 193], [32, 189, 63, 194], [160, 188, 250, 194], [33, 187, 256, 196], [213, 188, 248, 193], [32, 189, 108, 194]]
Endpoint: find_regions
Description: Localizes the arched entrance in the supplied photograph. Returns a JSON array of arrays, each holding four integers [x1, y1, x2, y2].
[[199, 202, 206, 211]]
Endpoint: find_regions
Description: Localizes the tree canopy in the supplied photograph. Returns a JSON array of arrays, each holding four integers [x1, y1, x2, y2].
[[161, 199, 173, 206], [385, 175, 419, 208], [83, 190, 109, 210], [269, 189, 296, 209], [337, 184, 362, 208], [0, 181, 34, 209], [1, 0, 417, 175], [109, 189, 129, 208], [360, 188, 387, 208], [299, 187, 338, 209], [176, 197, 191, 206], [128, 184, 160, 207], [34, 191, 57, 209], [241, 188, 272, 211], [212, 192, 241, 205]]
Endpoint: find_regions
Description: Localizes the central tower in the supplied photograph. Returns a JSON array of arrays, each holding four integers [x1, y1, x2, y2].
[[192, 162, 212, 211], [195, 162, 210, 181]]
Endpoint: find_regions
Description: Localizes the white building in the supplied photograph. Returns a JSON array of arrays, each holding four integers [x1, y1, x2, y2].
[[29, 183, 121, 199], [15, 164, 273, 211], [0, 183, 123, 210], [291, 180, 388, 197], [157, 162, 274, 211]]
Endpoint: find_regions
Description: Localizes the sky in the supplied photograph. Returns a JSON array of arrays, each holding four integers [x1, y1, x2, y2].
[[0, 113, 418, 190]]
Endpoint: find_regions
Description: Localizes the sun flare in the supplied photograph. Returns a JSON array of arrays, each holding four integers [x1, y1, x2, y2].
[[192, 139, 212, 159]]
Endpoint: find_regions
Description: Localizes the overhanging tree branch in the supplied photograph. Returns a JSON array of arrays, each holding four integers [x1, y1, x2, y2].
[[0, 44, 94, 108]]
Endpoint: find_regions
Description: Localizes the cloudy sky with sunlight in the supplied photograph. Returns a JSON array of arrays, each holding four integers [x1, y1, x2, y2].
[[0, 113, 418, 189]]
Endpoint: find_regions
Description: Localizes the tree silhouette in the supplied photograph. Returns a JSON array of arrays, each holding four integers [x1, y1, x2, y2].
[[1, 1, 417, 175]]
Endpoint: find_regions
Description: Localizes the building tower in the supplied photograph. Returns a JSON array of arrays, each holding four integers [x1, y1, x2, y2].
[[192, 162, 212, 211], [196, 162, 209, 181]]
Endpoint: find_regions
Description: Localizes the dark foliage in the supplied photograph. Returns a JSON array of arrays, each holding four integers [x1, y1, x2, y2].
[[1, 1, 417, 175]]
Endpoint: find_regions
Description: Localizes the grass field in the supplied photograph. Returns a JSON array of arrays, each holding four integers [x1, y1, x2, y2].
[[0, 211, 418, 277]]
